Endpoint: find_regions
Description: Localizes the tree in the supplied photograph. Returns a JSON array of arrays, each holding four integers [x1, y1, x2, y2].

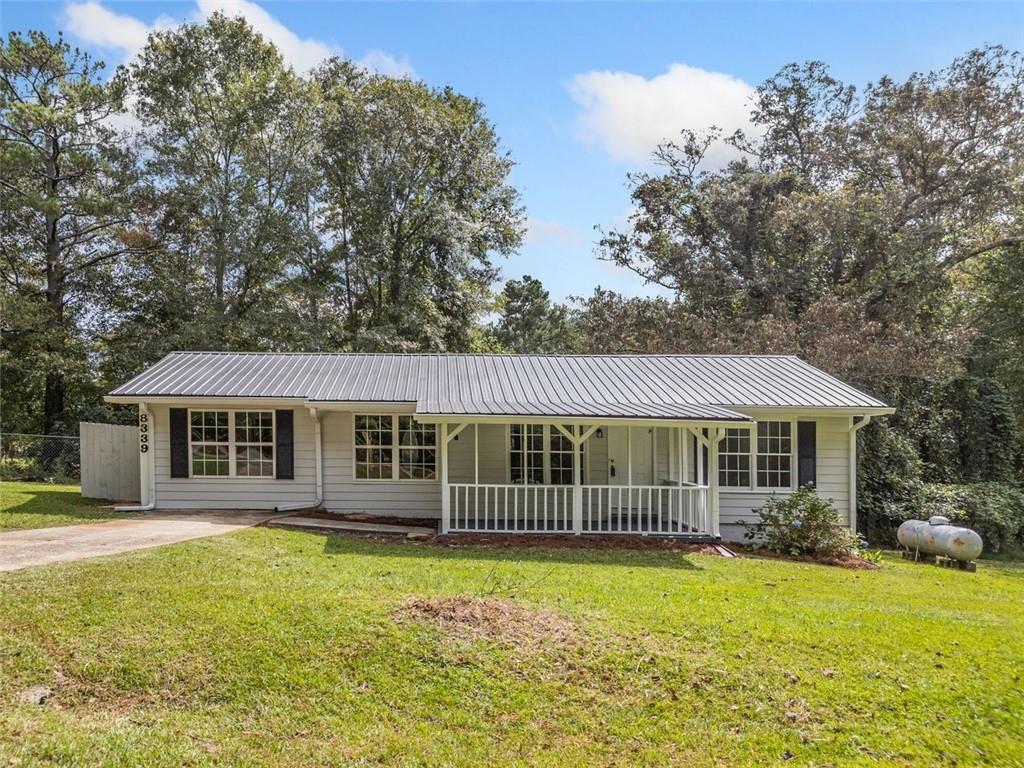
[[491, 275, 579, 353], [598, 47, 1024, 370], [1, 31, 142, 433], [102, 13, 315, 368], [315, 61, 524, 351]]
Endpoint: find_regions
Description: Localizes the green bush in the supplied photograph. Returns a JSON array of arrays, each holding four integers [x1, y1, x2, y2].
[[0, 457, 46, 481], [742, 486, 860, 557], [857, 419, 925, 544], [919, 482, 1024, 554]]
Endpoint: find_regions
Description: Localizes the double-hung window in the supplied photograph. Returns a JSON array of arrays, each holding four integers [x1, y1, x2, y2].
[[354, 415, 436, 480], [718, 428, 751, 488], [509, 424, 583, 485], [189, 410, 274, 478], [716, 421, 794, 490], [756, 421, 792, 488]]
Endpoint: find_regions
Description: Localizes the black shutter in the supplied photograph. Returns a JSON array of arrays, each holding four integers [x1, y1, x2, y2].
[[701, 430, 709, 485], [797, 421, 816, 487], [170, 408, 189, 478], [275, 409, 294, 480]]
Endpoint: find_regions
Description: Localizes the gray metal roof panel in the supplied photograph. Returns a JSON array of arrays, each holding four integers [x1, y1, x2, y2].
[[109, 352, 890, 414]]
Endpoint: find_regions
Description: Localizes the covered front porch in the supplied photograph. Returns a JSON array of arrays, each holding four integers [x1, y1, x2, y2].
[[427, 418, 744, 539]]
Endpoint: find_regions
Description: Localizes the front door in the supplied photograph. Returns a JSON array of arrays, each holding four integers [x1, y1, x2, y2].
[[607, 426, 654, 485]]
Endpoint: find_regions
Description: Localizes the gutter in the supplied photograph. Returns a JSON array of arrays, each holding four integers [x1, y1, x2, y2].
[[275, 407, 324, 513]]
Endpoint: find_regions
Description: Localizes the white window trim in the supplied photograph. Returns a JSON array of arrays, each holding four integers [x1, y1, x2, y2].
[[752, 418, 796, 492], [505, 424, 584, 486], [718, 426, 753, 490], [351, 413, 439, 483], [716, 419, 799, 493], [187, 408, 276, 479]]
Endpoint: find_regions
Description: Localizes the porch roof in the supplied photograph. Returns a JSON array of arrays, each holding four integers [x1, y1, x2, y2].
[[108, 352, 892, 419]]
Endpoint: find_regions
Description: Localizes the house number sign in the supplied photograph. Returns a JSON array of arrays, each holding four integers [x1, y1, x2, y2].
[[139, 411, 149, 454]]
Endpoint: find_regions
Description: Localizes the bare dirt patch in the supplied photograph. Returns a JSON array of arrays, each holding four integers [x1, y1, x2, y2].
[[394, 595, 579, 646]]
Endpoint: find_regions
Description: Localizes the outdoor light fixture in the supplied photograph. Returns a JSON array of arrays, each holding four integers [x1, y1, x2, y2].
[[595, 428, 604, 439]]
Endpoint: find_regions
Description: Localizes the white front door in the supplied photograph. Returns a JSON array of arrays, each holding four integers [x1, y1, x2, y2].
[[607, 426, 654, 485]]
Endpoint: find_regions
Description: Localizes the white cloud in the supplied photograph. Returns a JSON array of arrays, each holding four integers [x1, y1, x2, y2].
[[568, 63, 757, 167], [62, 0, 410, 77], [62, 1, 173, 61], [193, 0, 336, 72], [357, 49, 416, 79], [526, 217, 582, 246]]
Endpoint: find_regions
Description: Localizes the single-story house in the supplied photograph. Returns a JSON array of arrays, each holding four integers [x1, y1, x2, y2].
[[105, 352, 894, 542]]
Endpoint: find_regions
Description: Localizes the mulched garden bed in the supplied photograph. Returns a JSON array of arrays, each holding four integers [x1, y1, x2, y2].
[[728, 543, 880, 570], [435, 532, 722, 555]]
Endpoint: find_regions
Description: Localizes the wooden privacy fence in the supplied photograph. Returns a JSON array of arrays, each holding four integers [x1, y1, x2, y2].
[[80, 422, 140, 501]]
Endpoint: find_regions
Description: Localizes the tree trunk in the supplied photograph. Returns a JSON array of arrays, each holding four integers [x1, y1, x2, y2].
[[42, 130, 65, 434]]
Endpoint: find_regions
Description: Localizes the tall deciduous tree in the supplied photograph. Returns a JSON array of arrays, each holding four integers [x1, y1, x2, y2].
[[104, 13, 314, 365], [315, 61, 524, 351], [599, 47, 1024, 349], [1, 31, 142, 433]]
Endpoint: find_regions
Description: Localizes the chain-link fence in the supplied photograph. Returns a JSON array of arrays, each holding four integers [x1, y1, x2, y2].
[[0, 433, 81, 482]]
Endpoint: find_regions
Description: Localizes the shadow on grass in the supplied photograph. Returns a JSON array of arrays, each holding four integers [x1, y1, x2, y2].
[[1, 482, 115, 524], [316, 529, 705, 570]]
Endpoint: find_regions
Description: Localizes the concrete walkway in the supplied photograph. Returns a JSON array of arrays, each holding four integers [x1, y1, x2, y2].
[[269, 515, 436, 538], [0, 511, 280, 573]]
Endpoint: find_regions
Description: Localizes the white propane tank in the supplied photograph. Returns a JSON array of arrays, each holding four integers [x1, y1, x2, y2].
[[897, 518, 983, 561]]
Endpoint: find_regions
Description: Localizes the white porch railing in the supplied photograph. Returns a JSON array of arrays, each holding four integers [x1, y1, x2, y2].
[[446, 482, 712, 536], [581, 485, 710, 535], [448, 483, 575, 532]]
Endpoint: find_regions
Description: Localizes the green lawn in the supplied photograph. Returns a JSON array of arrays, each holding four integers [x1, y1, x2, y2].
[[1, 530, 1022, 767], [0, 481, 137, 530]]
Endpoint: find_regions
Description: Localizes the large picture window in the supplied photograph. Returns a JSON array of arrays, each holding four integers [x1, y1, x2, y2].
[[189, 410, 273, 478], [756, 421, 792, 488], [510, 424, 583, 485], [718, 428, 751, 488], [354, 415, 436, 480]]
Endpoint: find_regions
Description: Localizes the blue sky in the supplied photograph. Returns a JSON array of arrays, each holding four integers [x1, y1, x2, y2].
[[5, 1, 1024, 301]]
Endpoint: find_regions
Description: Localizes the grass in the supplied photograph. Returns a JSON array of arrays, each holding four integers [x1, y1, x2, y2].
[[0, 481, 137, 530], [1, 527, 1022, 766]]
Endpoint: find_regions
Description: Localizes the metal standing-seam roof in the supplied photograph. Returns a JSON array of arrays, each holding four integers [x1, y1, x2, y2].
[[107, 352, 891, 422]]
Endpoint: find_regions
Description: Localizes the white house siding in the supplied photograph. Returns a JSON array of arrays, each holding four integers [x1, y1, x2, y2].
[[150, 402, 317, 509], [718, 414, 851, 543], [148, 404, 852, 538], [320, 411, 440, 516]]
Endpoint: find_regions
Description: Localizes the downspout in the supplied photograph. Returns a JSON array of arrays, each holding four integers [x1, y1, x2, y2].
[[848, 415, 872, 534], [275, 407, 323, 513], [115, 402, 156, 512]]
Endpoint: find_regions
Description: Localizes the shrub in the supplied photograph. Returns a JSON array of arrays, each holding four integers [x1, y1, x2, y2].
[[919, 482, 1024, 554], [741, 486, 860, 557], [857, 419, 925, 545]]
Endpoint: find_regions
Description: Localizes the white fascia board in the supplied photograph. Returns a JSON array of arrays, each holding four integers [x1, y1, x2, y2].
[[411, 413, 752, 429], [104, 395, 309, 407]]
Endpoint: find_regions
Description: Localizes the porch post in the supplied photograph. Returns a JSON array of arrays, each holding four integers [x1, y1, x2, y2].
[[440, 423, 450, 534], [709, 427, 724, 538], [572, 424, 583, 535]]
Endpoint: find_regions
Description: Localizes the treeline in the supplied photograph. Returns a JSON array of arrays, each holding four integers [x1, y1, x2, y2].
[[2, 19, 1023, 544]]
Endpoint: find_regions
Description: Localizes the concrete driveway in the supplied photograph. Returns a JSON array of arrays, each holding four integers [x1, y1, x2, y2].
[[0, 511, 281, 573]]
